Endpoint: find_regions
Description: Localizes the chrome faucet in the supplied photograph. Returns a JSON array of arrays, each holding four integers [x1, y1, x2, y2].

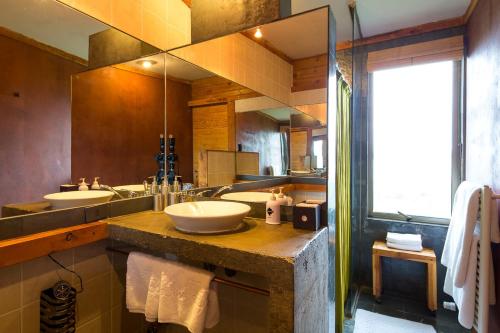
[[99, 184, 138, 199], [210, 185, 233, 198], [195, 190, 211, 197]]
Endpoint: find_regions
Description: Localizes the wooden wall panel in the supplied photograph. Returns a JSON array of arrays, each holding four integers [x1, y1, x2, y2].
[[190, 76, 260, 102], [192, 103, 234, 185], [292, 54, 328, 92], [71, 67, 164, 186], [0, 34, 84, 211]]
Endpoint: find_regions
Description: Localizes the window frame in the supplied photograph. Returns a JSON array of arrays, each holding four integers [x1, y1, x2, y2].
[[367, 60, 464, 225]]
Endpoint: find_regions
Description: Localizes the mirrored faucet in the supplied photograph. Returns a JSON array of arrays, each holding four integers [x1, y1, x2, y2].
[[99, 184, 135, 199], [211, 185, 233, 198]]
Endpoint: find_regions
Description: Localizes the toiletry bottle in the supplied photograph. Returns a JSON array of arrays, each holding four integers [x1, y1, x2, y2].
[[161, 178, 169, 207], [151, 176, 158, 194], [90, 177, 100, 190], [78, 178, 89, 191], [277, 187, 287, 205], [265, 189, 281, 225]]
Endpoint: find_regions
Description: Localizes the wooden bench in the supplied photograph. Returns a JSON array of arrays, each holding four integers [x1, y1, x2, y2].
[[372, 240, 437, 312]]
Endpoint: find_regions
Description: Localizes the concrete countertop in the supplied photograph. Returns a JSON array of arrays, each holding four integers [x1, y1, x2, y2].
[[107, 210, 323, 262], [106, 210, 329, 333]]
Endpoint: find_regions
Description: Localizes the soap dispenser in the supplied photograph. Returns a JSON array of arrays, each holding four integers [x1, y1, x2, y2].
[[265, 189, 281, 225], [277, 187, 287, 205], [90, 177, 100, 190], [78, 178, 89, 191]]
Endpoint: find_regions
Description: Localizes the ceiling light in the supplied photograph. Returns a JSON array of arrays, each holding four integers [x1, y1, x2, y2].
[[136, 60, 157, 68], [254, 27, 263, 39]]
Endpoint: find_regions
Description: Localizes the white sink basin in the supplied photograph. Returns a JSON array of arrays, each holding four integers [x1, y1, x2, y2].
[[44, 191, 114, 209], [164, 201, 251, 234], [220, 192, 271, 203], [113, 184, 146, 193]]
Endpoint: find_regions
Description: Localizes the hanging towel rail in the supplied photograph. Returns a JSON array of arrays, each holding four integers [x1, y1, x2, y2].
[[474, 186, 499, 333], [106, 247, 270, 296]]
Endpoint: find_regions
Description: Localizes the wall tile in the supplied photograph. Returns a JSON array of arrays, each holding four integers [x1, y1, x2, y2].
[[76, 311, 111, 333], [0, 264, 21, 316], [76, 273, 111, 326], [0, 310, 21, 333], [73, 240, 113, 281], [21, 250, 74, 305], [21, 301, 39, 333]]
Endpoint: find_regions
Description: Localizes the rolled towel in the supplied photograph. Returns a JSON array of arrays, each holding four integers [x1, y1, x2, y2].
[[386, 241, 423, 252], [386, 232, 422, 246]]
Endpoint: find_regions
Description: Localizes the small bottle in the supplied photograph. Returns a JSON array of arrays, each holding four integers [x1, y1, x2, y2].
[[90, 177, 100, 190], [151, 176, 158, 194], [265, 189, 281, 225], [78, 178, 89, 191], [277, 187, 287, 205]]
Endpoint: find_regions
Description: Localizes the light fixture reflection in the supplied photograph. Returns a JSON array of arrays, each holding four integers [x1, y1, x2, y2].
[[254, 27, 263, 38], [136, 59, 157, 68]]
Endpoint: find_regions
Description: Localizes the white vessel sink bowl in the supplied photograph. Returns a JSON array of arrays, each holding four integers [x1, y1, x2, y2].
[[113, 184, 146, 193], [220, 192, 271, 203], [164, 201, 251, 234], [44, 191, 114, 209]]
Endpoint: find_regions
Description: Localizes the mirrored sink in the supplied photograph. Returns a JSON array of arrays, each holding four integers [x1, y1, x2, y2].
[[220, 192, 271, 203], [164, 201, 251, 234], [44, 191, 114, 209]]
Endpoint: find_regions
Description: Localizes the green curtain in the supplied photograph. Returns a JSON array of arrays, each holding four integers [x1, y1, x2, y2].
[[335, 74, 352, 332]]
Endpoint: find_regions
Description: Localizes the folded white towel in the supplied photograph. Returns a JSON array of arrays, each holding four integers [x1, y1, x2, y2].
[[386, 241, 423, 252], [386, 232, 422, 246], [126, 252, 219, 333], [157, 261, 219, 333], [443, 224, 493, 328], [126, 252, 164, 322], [441, 181, 481, 288]]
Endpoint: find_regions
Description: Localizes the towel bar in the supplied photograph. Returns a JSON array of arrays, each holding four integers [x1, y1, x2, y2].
[[106, 247, 270, 296]]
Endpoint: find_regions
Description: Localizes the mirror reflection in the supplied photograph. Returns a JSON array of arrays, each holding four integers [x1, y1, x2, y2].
[[167, 7, 328, 187], [0, 0, 162, 217]]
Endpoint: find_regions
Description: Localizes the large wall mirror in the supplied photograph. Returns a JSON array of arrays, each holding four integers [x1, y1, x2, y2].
[[166, 7, 329, 188], [0, 0, 163, 218]]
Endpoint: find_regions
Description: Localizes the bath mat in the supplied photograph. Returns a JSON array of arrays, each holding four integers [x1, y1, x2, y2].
[[353, 309, 436, 333]]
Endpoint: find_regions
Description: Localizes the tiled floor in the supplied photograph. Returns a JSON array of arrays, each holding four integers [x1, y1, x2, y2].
[[343, 289, 470, 333]]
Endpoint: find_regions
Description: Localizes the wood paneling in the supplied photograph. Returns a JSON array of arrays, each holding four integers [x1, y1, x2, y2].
[[292, 54, 328, 92], [71, 66, 164, 186], [290, 130, 309, 171], [0, 34, 84, 212], [192, 103, 235, 185], [466, 0, 500, 330], [191, 76, 260, 102], [0, 221, 108, 268], [336, 16, 465, 51], [166, 79, 193, 183], [367, 36, 464, 72]]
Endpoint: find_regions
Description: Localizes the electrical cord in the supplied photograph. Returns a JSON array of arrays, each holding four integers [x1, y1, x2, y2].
[[48, 253, 84, 293]]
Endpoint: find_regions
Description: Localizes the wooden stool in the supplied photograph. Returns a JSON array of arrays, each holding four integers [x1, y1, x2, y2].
[[372, 240, 437, 312]]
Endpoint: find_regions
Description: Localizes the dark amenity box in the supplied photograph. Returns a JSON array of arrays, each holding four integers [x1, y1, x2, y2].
[[293, 201, 324, 230]]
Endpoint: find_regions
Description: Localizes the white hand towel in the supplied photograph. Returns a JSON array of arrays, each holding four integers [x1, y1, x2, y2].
[[126, 252, 164, 322], [386, 241, 423, 252], [441, 181, 481, 288], [127, 252, 220, 332], [386, 232, 422, 246], [157, 260, 219, 333], [443, 224, 487, 329]]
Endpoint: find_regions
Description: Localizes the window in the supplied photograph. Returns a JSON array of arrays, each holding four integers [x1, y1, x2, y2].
[[369, 60, 462, 222]]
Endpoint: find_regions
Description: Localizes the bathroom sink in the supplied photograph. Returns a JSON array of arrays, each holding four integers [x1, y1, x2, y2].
[[113, 184, 146, 193], [220, 192, 271, 203], [164, 201, 251, 234], [44, 191, 114, 209]]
